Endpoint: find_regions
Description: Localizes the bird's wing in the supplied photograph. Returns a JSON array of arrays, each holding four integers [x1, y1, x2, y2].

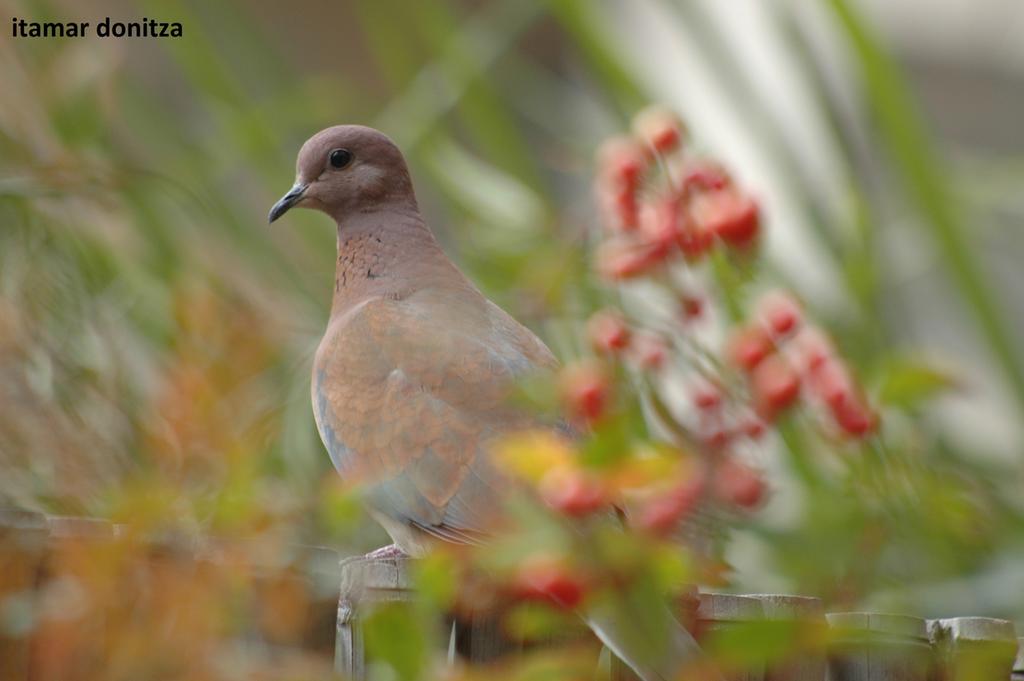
[[313, 288, 558, 543]]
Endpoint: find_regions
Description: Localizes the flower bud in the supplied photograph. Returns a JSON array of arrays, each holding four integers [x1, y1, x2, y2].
[[675, 221, 715, 261], [559, 360, 611, 423], [727, 325, 773, 372], [587, 309, 631, 355], [610, 186, 640, 231], [633, 106, 686, 154], [631, 332, 670, 371], [641, 195, 683, 251], [691, 382, 722, 411], [809, 358, 853, 409], [751, 354, 801, 420], [693, 190, 760, 248], [713, 457, 766, 509], [595, 237, 669, 280], [741, 418, 766, 440], [633, 467, 706, 535], [703, 428, 732, 450], [793, 327, 833, 374], [597, 136, 648, 191], [539, 466, 609, 517], [680, 294, 704, 321], [513, 554, 587, 609], [831, 399, 877, 438], [682, 161, 730, 193], [757, 290, 802, 337]]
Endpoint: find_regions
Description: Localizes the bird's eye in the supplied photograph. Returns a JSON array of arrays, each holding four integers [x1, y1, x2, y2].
[[329, 148, 353, 169]]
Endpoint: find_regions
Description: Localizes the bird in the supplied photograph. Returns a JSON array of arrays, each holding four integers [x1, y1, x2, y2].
[[270, 125, 717, 681]]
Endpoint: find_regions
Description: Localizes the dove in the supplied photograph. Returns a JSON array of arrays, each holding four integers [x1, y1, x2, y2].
[[270, 125, 717, 681]]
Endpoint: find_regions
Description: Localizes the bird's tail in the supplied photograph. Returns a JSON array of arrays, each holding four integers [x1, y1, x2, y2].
[[583, 588, 721, 681]]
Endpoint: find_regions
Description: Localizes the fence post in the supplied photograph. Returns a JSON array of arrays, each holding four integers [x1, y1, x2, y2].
[[31, 516, 116, 681], [826, 613, 931, 681], [0, 509, 49, 681], [744, 594, 826, 681], [335, 555, 529, 679], [697, 593, 766, 681], [929, 617, 1017, 681], [335, 556, 412, 679]]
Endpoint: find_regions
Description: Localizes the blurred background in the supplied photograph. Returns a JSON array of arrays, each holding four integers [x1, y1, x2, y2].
[[2, 0, 1023, 678]]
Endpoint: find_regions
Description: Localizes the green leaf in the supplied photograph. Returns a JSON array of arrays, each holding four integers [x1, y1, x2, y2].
[[877, 359, 958, 408], [317, 485, 365, 537], [504, 602, 581, 641], [704, 620, 804, 668], [362, 601, 432, 681], [579, 401, 647, 468], [413, 552, 458, 610]]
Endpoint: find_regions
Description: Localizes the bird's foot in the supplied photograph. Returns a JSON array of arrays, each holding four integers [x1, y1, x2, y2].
[[364, 543, 407, 560]]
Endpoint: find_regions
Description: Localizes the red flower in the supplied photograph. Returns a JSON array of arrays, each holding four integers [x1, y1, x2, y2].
[[751, 354, 801, 420], [794, 327, 833, 373], [513, 555, 587, 609], [806, 356, 878, 437], [691, 382, 722, 411], [675, 221, 715, 261], [640, 196, 684, 251], [598, 136, 648, 191], [587, 309, 631, 355], [702, 428, 732, 450], [727, 325, 773, 372], [758, 290, 802, 337], [540, 467, 609, 517], [681, 161, 730, 193], [741, 418, 766, 440], [631, 332, 670, 371], [831, 399, 877, 438], [560, 361, 612, 423], [693, 190, 760, 247], [633, 107, 686, 154], [634, 468, 707, 535], [609, 186, 640, 231], [714, 457, 766, 509], [809, 359, 853, 410], [680, 294, 704, 321], [596, 237, 669, 280]]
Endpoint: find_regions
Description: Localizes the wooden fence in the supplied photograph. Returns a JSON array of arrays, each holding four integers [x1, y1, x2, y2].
[[339, 556, 1022, 681], [2, 511, 1022, 681]]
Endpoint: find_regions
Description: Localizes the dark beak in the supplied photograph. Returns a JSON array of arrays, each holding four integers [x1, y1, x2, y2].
[[268, 183, 308, 223]]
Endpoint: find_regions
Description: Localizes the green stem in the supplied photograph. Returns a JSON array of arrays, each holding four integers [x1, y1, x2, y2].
[[777, 417, 822, 488]]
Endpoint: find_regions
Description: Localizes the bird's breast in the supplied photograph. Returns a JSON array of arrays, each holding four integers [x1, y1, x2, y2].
[[310, 304, 379, 479]]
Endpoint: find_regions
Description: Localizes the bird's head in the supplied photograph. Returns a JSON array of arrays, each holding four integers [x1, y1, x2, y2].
[[269, 125, 414, 223]]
